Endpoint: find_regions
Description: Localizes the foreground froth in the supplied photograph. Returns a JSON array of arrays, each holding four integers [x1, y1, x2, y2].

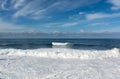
[[0, 48, 120, 79], [0, 56, 120, 79]]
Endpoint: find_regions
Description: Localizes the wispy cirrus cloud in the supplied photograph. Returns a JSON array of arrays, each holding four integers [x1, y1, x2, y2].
[[69, 11, 120, 21], [108, 0, 120, 10], [86, 12, 120, 20], [13, 0, 26, 9], [62, 22, 79, 27], [0, 0, 120, 33], [41, 22, 79, 28], [0, 0, 101, 20], [0, 0, 27, 10]]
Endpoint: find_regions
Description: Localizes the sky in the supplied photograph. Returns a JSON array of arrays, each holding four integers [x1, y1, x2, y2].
[[0, 0, 120, 33]]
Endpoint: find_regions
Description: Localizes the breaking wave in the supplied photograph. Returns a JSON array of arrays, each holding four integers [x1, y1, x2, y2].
[[52, 42, 72, 46], [0, 48, 119, 60]]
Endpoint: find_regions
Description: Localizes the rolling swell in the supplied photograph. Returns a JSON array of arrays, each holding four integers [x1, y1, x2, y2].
[[0, 42, 120, 50], [0, 43, 52, 49], [0, 39, 120, 49]]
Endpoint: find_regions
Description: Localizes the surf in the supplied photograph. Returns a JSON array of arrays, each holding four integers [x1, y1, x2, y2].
[[0, 48, 119, 60]]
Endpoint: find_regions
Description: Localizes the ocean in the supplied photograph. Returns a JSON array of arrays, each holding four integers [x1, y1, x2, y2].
[[0, 38, 119, 59], [0, 38, 120, 49], [0, 39, 120, 79]]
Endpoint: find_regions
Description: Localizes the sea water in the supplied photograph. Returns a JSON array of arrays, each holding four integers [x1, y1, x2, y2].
[[0, 38, 119, 59], [0, 39, 120, 79], [0, 38, 120, 49]]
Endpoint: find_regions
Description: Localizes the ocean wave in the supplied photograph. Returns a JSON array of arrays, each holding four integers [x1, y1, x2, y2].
[[0, 48, 119, 60], [52, 42, 72, 46], [0, 42, 118, 49], [0, 42, 99, 46]]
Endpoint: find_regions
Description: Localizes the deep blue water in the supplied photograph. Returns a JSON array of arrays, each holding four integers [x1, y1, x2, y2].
[[0, 39, 120, 50]]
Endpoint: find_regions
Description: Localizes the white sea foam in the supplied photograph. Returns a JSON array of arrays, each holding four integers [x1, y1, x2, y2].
[[52, 42, 72, 46], [0, 48, 119, 60], [0, 48, 120, 79]]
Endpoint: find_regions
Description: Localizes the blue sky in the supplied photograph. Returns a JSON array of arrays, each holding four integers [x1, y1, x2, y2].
[[0, 0, 120, 33]]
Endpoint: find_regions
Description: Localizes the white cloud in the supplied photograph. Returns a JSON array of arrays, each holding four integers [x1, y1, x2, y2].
[[0, 0, 103, 22], [14, 0, 25, 9], [108, 0, 120, 10], [43, 23, 61, 28], [13, 0, 100, 19], [90, 23, 108, 26], [13, 0, 46, 19], [68, 12, 86, 21], [53, 30, 60, 34], [79, 29, 85, 33], [0, 0, 26, 10], [0, 19, 26, 32], [86, 13, 120, 20], [79, 12, 86, 15], [62, 22, 79, 27], [41, 22, 79, 28], [1, 0, 8, 10]]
